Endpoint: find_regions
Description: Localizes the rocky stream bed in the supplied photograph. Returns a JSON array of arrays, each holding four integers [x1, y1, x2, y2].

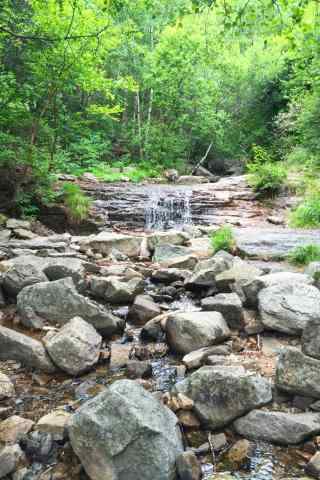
[[1, 175, 320, 480]]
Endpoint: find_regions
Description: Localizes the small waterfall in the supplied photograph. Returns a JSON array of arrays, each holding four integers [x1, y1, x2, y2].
[[145, 187, 192, 230]]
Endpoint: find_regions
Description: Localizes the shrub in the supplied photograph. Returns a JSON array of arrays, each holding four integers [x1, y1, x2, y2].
[[288, 244, 320, 266], [247, 161, 287, 195], [62, 183, 91, 223], [210, 225, 235, 253], [290, 190, 320, 228]]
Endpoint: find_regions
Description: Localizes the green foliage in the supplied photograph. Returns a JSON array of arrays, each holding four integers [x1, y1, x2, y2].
[[210, 226, 235, 254], [247, 146, 288, 195], [62, 183, 91, 223], [288, 244, 320, 266], [290, 190, 320, 228]]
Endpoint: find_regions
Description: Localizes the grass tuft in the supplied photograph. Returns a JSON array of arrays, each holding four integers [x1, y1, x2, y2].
[[62, 183, 91, 223], [288, 244, 320, 265], [210, 225, 236, 254]]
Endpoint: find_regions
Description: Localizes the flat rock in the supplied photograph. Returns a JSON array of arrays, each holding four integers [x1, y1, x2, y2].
[[6, 219, 31, 230], [80, 232, 142, 257], [166, 312, 230, 355], [68, 379, 183, 480], [152, 268, 191, 283], [173, 366, 272, 429], [276, 347, 320, 399], [182, 343, 232, 369], [90, 275, 144, 304], [147, 231, 189, 252], [258, 282, 320, 334], [153, 244, 193, 264], [128, 295, 161, 325], [215, 259, 262, 291], [17, 277, 124, 335], [235, 227, 320, 259], [44, 317, 102, 375], [0, 326, 56, 373], [234, 410, 320, 445], [36, 410, 71, 441]]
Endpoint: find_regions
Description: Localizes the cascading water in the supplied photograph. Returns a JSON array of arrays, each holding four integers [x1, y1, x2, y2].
[[144, 186, 192, 230]]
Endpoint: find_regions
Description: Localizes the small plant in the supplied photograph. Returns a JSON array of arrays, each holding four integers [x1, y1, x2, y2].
[[247, 161, 287, 196], [62, 183, 91, 223], [290, 190, 320, 228], [210, 225, 236, 253], [288, 244, 320, 265]]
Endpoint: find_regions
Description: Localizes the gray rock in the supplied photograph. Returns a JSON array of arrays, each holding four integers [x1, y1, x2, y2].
[[128, 295, 161, 325], [147, 231, 189, 252], [201, 293, 244, 329], [126, 361, 152, 379], [176, 451, 202, 480], [68, 379, 183, 480], [234, 410, 320, 445], [0, 415, 34, 443], [182, 344, 232, 369], [13, 228, 36, 240], [258, 283, 320, 334], [306, 452, 320, 479], [302, 320, 320, 360], [90, 275, 144, 304], [2, 262, 48, 297], [163, 255, 198, 270], [0, 229, 11, 242], [36, 410, 72, 441], [140, 315, 165, 341], [44, 317, 102, 375], [185, 254, 233, 288], [177, 175, 208, 185], [43, 257, 94, 290], [241, 272, 313, 308], [17, 277, 124, 335], [276, 347, 320, 399], [173, 366, 272, 429], [153, 244, 192, 263], [0, 372, 15, 400], [152, 268, 191, 283], [166, 312, 230, 355], [0, 326, 56, 373], [215, 259, 263, 291], [80, 232, 142, 257], [0, 444, 25, 479], [6, 219, 31, 230]]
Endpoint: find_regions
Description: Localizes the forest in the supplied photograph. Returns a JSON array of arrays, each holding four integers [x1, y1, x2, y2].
[[0, 0, 319, 222]]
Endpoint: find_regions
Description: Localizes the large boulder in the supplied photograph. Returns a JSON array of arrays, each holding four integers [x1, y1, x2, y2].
[[239, 271, 313, 308], [68, 380, 183, 480], [17, 277, 124, 335], [153, 244, 193, 264], [90, 275, 144, 304], [258, 282, 320, 334], [44, 317, 102, 375], [234, 410, 320, 445], [173, 366, 272, 429], [166, 312, 230, 355], [276, 347, 320, 399], [147, 231, 189, 252], [215, 259, 263, 291], [80, 232, 143, 258], [2, 259, 48, 297], [185, 254, 233, 289], [0, 326, 55, 373], [201, 293, 244, 329], [302, 320, 320, 360]]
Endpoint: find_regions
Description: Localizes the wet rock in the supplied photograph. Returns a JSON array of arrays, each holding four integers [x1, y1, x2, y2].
[[80, 232, 143, 258], [302, 320, 320, 360], [306, 452, 320, 479], [0, 444, 25, 479], [20, 431, 56, 463], [226, 439, 251, 467], [0, 326, 56, 373], [152, 268, 191, 283], [215, 259, 263, 291], [166, 311, 230, 355], [201, 293, 244, 329], [258, 282, 320, 334], [0, 415, 34, 444], [147, 231, 189, 252], [36, 410, 71, 441], [0, 372, 15, 400], [6, 219, 31, 230], [234, 410, 320, 445], [235, 227, 320, 259], [2, 260, 48, 297], [44, 317, 102, 375], [276, 347, 320, 399], [128, 295, 161, 325], [140, 315, 166, 341], [68, 379, 183, 480], [126, 360, 152, 379], [176, 451, 202, 480], [173, 366, 272, 429], [90, 275, 144, 304], [17, 277, 124, 336], [240, 272, 313, 308], [182, 343, 232, 369]]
